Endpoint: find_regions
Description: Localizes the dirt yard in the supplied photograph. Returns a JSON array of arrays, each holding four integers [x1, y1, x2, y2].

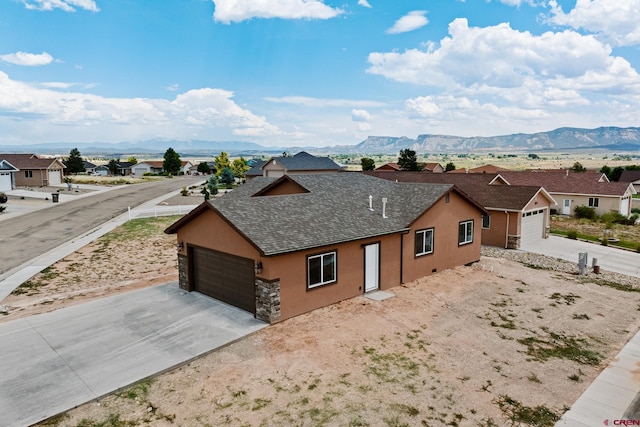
[[0, 219, 633, 426]]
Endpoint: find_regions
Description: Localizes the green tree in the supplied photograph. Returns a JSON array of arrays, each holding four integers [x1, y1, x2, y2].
[[163, 147, 181, 175], [398, 149, 420, 171], [220, 167, 235, 188], [127, 156, 138, 165], [214, 151, 231, 176], [231, 157, 249, 178], [197, 162, 211, 174], [599, 165, 612, 180], [206, 175, 218, 196], [360, 157, 375, 171], [64, 148, 85, 174], [527, 153, 539, 159], [570, 161, 586, 172], [611, 166, 625, 181], [108, 158, 119, 175], [445, 162, 456, 172]]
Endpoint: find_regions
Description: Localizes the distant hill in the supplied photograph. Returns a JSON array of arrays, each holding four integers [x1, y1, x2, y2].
[[1, 127, 639, 156], [351, 126, 640, 154]]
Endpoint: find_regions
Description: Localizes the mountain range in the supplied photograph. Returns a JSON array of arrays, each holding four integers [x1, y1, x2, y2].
[[1, 127, 639, 157]]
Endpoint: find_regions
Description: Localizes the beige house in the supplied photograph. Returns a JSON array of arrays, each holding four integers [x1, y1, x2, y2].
[[166, 173, 485, 323], [0, 154, 65, 187], [499, 171, 636, 217], [246, 152, 342, 179]]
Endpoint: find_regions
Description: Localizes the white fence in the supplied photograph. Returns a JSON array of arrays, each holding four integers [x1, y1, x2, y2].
[[127, 205, 198, 220]]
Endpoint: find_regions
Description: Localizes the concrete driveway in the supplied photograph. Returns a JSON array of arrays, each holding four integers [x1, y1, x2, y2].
[[521, 235, 640, 278], [0, 283, 266, 427]]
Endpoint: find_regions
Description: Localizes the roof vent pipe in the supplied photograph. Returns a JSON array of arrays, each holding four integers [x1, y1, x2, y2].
[[382, 198, 388, 219], [368, 195, 373, 211]]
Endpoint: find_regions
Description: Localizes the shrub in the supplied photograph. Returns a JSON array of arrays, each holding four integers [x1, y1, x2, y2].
[[574, 205, 597, 220], [0, 205, 6, 213], [601, 237, 608, 246], [567, 230, 578, 240], [632, 207, 640, 215]]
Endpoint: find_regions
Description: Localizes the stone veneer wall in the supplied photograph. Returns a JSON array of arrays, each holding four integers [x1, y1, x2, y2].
[[255, 277, 281, 324], [178, 254, 189, 291], [507, 235, 521, 249]]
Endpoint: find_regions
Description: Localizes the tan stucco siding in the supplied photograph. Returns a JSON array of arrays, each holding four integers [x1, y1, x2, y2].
[[261, 180, 308, 196], [266, 234, 401, 321], [480, 211, 518, 248], [13, 169, 48, 187], [176, 209, 261, 263], [552, 193, 624, 216], [401, 192, 482, 283]]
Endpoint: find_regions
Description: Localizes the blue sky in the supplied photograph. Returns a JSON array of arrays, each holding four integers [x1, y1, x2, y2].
[[1, 0, 640, 148]]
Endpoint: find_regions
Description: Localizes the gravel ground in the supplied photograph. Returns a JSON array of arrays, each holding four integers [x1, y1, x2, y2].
[[482, 246, 640, 289]]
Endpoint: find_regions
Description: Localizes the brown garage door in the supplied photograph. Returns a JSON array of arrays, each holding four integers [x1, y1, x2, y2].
[[191, 246, 255, 313]]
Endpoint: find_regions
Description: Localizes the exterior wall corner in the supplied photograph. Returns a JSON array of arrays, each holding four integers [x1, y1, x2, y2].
[[256, 277, 281, 324]]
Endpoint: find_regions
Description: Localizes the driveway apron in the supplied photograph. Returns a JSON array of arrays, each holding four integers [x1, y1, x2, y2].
[[0, 283, 266, 427]]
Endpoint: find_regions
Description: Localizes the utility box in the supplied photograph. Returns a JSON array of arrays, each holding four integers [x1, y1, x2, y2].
[[578, 252, 588, 275]]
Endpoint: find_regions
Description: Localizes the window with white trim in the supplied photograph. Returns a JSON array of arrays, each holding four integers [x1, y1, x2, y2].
[[24, 170, 33, 178], [588, 197, 599, 207], [307, 251, 337, 289], [458, 220, 473, 245], [415, 228, 434, 256]]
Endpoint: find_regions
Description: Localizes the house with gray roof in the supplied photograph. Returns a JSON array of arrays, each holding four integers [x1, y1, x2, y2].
[[166, 173, 485, 323], [245, 151, 342, 179], [619, 170, 640, 193], [0, 159, 19, 192]]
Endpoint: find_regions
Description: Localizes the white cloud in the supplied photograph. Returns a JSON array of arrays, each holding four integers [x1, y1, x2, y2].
[[21, 0, 99, 12], [0, 72, 281, 142], [38, 81, 97, 90], [547, 0, 640, 47], [212, 0, 343, 24], [358, 0, 372, 8], [265, 96, 386, 108], [0, 51, 54, 66], [386, 10, 428, 34], [166, 83, 179, 91], [351, 109, 371, 122]]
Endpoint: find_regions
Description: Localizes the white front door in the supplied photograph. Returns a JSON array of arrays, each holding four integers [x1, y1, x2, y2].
[[621, 196, 630, 216], [364, 243, 379, 292], [562, 199, 571, 215]]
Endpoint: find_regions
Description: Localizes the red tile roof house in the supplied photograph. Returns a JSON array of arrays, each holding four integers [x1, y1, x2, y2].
[[165, 173, 486, 323], [499, 170, 636, 217], [364, 171, 555, 249], [375, 162, 445, 172], [448, 164, 510, 174], [0, 154, 65, 187], [246, 151, 343, 180]]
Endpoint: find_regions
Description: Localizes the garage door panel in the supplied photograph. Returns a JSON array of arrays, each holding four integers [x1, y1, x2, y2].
[[521, 209, 545, 246], [191, 246, 255, 313]]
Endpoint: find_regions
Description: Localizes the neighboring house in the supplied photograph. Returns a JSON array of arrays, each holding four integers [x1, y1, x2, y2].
[[0, 159, 19, 191], [375, 162, 444, 173], [94, 165, 110, 176], [189, 161, 217, 175], [165, 173, 485, 323], [619, 170, 640, 193], [132, 160, 193, 176], [82, 161, 97, 174], [499, 170, 636, 217], [245, 152, 342, 180], [0, 154, 65, 187], [365, 171, 555, 249], [114, 161, 136, 176], [449, 164, 510, 174]]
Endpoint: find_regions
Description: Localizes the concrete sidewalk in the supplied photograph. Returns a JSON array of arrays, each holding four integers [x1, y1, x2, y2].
[[0, 283, 266, 427], [521, 235, 640, 278]]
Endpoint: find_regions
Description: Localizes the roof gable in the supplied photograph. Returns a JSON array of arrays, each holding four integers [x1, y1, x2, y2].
[[0, 159, 19, 172], [499, 171, 632, 196], [0, 153, 64, 170], [252, 175, 310, 196]]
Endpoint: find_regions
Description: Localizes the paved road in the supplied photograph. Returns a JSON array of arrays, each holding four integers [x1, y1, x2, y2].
[[0, 283, 266, 427], [0, 177, 201, 276]]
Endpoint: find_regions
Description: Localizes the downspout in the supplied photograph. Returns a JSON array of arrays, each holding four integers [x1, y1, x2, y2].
[[504, 211, 510, 249], [400, 231, 409, 284]]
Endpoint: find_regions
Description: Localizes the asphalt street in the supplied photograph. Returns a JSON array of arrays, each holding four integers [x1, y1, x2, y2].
[[0, 177, 201, 276]]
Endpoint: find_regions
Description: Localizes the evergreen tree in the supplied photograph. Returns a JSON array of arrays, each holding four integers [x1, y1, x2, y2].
[[360, 157, 375, 171], [398, 149, 420, 171], [214, 151, 231, 176], [206, 175, 218, 196], [163, 147, 181, 175], [220, 167, 235, 188], [570, 161, 586, 172], [231, 157, 249, 178], [108, 158, 119, 175], [445, 162, 456, 172], [599, 165, 612, 180], [65, 148, 85, 174], [127, 156, 138, 165]]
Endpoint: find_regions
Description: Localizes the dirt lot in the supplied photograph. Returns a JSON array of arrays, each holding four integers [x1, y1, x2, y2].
[[0, 218, 633, 426]]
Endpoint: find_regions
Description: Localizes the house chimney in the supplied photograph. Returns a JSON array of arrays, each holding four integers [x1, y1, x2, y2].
[[368, 195, 373, 211], [382, 198, 388, 219]]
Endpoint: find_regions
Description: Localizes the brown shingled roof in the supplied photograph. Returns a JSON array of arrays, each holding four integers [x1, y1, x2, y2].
[[0, 154, 64, 170], [498, 171, 632, 196]]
